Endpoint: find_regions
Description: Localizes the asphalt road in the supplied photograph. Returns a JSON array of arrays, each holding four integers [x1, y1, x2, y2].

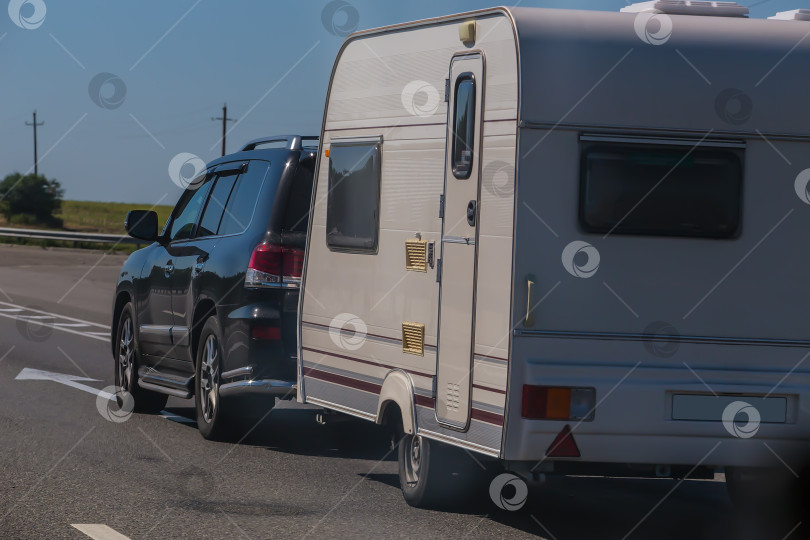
[[0, 244, 800, 539]]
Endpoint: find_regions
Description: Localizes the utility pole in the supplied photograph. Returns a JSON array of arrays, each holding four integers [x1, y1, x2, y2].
[[25, 110, 44, 175], [212, 103, 237, 157]]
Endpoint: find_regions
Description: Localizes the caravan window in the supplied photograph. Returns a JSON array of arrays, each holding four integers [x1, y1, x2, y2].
[[580, 143, 743, 238], [452, 75, 476, 179], [326, 142, 381, 253]]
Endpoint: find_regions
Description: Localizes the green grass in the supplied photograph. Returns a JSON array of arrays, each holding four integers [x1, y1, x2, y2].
[[0, 200, 175, 253], [55, 200, 174, 234]]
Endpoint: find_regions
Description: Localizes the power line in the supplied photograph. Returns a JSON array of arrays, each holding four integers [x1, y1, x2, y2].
[[211, 103, 237, 157], [25, 111, 44, 176]]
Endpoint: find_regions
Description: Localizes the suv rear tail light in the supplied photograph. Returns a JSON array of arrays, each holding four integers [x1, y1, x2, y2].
[[244, 243, 304, 288], [521, 385, 596, 421], [251, 325, 281, 340]]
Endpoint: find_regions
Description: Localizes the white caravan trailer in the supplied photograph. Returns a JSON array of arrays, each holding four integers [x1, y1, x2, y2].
[[297, 2, 810, 507]]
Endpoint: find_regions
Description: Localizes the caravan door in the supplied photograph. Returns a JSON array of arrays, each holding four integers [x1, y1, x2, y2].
[[435, 54, 484, 429]]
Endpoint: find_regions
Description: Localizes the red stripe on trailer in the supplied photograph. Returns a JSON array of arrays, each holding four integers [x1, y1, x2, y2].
[[302, 346, 434, 379], [471, 408, 504, 427], [303, 367, 382, 395]]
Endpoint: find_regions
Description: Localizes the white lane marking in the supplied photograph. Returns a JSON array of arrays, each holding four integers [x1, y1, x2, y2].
[[16, 315, 54, 320], [52, 322, 90, 328], [0, 308, 23, 312], [15, 368, 113, 400], [87, 331, 111, 337], [0, 301, 109, 329], [160, 410, 196, 424], [0, 311, 108, 342], [71, 524, 131, 540]]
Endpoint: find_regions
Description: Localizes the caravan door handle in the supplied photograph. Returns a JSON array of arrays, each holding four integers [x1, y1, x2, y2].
[[466, 200, 477, 227]]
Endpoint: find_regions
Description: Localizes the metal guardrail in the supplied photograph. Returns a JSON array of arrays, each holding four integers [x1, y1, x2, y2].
[[0, 226, 142, 246]]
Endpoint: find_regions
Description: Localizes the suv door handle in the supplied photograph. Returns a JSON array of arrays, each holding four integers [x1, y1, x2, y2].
[[164, 261, 175, 275], [194, 262, 205, 274]]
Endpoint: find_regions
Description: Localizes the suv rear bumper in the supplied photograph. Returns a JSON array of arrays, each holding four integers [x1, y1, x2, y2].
[[219, 377, 295, 398], [221, 298, 298, 397]]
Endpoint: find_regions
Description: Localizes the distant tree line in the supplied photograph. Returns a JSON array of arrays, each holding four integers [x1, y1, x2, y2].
[[0, 173, 64, 228]]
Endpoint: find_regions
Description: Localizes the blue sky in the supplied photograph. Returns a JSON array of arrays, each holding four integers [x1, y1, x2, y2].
[[0, 0, 801, 204]]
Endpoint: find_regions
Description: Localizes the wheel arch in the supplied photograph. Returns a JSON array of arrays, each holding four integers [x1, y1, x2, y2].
[[376, 370, 417, 435], [111, 289, 132, 357], [191, 298, 217, 366]]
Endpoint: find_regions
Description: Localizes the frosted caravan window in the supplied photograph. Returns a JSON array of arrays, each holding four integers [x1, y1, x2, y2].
[[580, 143, 743, 238], [452, 75, 476, 179], [326, 142, 381, 252]]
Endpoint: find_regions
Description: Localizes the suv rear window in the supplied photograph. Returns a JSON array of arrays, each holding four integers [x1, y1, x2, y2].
[[218, 161, 269, 236], [580, 142, 743, 238]]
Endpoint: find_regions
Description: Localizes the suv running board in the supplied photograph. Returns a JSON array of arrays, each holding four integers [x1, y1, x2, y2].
[[138, 367, 193, 399]]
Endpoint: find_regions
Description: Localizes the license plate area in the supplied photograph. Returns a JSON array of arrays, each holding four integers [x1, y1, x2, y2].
[[671, 394, 788, 423]]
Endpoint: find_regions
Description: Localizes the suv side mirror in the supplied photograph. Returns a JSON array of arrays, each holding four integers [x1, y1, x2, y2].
[[124, 210, 159, 242]]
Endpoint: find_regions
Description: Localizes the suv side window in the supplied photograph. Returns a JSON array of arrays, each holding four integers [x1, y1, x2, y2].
[[197, 173, 238, 237], [218, 161, 269, 236], [168, 175, 214, 242]]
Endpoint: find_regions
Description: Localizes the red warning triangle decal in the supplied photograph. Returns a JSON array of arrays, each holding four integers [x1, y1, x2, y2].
[[545, 424, 581, 458]]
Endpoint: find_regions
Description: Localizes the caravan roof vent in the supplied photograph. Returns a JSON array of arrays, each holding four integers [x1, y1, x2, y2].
[[769, 9, 810, 21], [621, 1, 749, 17]]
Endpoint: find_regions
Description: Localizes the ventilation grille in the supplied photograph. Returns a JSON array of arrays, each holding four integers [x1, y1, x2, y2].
[[446, 382, 461, 411], [402, 322, 425, 356], [405, 239, 428, 272]]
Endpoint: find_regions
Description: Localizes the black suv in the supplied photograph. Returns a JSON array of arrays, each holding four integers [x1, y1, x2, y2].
[[112, 135, 317, 439]]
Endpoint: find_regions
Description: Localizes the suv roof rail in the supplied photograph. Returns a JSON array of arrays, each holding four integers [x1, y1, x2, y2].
[[241, 135, 320, 152]]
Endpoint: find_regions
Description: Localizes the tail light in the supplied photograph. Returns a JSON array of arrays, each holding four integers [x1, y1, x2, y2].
[[251, 325, 281, 340], [521, 385, 596, 421], [244, 242, 304, 288]]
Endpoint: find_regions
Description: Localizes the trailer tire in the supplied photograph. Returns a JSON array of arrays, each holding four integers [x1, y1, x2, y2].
[[398, 432, 490, 510], [397, 433, 453, 508]]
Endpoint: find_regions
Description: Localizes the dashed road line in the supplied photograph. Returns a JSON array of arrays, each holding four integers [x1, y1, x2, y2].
[[71, 524, 131, 540], [0, 301, 108, 342], [161, 410, 196, 425]]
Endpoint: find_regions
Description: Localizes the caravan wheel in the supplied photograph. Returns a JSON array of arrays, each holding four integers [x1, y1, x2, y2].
[[397, 433, 460, 509]]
